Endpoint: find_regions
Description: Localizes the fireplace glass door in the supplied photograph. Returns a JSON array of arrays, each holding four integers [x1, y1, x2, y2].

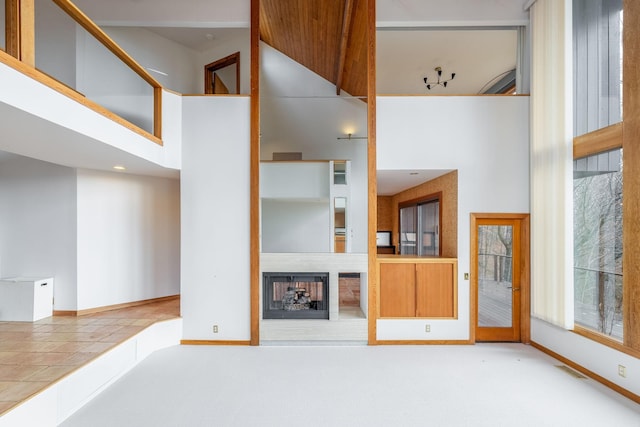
[[263, 273, 329, 319]]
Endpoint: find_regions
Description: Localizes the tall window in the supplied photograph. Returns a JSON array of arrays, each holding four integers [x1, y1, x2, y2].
[[573, 149, 623, 340], [573, 0, 625, 343], [573, 0, 623, 137], [399, 196, 440, 256]]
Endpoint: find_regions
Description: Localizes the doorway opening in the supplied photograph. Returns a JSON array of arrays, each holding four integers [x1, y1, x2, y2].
[[204, 52, 240, 94]]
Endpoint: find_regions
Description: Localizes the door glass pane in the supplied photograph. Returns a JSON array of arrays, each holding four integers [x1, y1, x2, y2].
[[400, 206, 416, 255], [478, 225, 513, 327], [418, 201, 439, 256]]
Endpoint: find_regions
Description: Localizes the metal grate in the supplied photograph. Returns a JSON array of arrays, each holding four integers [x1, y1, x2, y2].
[[555, 365, 587, 379]]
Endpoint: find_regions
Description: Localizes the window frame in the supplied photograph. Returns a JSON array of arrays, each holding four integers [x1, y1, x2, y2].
[[572, 124, 630, 353], [398, 192, 442, 257]]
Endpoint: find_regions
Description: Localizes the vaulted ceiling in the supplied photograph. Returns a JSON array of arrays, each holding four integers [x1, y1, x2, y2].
[[259, 0, 368, 98]]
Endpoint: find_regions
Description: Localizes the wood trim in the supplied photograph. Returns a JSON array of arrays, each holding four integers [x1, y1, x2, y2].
[[181, 340, 251, 346], [204, 51, 241, 95], [376, 340, 472, 345], [531, 341, 640, 404], [573, 326, 640, 359], [573, 122, 622, 159], [5, 0, 20, 58], [52, 0, 160, 88], [623, 0, 640, 353], [153, 86, 163, 140], [52, 310, 78, 317], [182, 94, 248, 98], [469, 215, 478, 343], [397, 191, 441, 209], [5, 0, 34, 65], [19, 0, 34, 66], [376, 94, 531, 97], [53, 295, 179, 317], [520, 215, 531, 344], [250, 0, 261, 346], [367, 0, 377, 345], [335, 0, 354, 95], [0, 50, 162, 145]]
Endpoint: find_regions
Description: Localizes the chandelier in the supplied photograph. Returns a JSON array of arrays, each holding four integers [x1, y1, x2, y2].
[[423, 66, 456, 90]]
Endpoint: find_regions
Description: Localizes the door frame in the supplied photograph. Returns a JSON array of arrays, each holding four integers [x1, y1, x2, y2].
[[470, 213, 530, 343], [204, 51, 240, 94]]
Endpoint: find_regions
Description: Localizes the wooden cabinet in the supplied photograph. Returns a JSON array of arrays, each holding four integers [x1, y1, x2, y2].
[[378, 257, 456, 318], [380, 263, 415, 317]]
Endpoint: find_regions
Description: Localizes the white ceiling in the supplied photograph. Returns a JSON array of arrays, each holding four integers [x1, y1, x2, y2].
[[377, 29, 518, 95], [145, 27, 248, 52], [72, 0, 530, 28]]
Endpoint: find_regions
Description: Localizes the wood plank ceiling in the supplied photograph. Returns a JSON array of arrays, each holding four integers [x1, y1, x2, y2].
[[259, 0, 368, 99]]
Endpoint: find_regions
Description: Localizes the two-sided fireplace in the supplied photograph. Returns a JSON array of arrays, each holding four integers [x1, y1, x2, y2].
[[262, 272, 329, 319]]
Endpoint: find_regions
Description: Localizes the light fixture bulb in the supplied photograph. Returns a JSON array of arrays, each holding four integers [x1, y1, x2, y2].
[[113, 165, 126, 171]]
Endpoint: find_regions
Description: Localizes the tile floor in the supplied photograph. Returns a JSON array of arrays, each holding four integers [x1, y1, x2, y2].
[[0, 298, 180, 415]]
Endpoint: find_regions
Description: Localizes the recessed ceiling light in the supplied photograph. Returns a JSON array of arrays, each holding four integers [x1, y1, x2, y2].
[[113, 165, 126, 171]]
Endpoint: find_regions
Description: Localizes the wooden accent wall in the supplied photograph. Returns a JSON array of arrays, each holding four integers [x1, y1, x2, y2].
[[259, 0, 368, 98], [623, 0, 640, 351], [376, 196, 393, 231], [390, 171, 458, 257]]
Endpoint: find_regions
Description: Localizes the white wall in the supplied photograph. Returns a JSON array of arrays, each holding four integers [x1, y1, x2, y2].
[[104, 27, 201, 94], [259, 44, 368, 253], [198, 31, 251, 95], [261, 200, 331, 253], [181, 96, 251, 341], [0, 60, 178, 175], [260, 162, 330, 199], [76, 169, 180, 310], [376, 95, 530, 340], [0, 156, 78, 310], [531, 318, 640, 397]]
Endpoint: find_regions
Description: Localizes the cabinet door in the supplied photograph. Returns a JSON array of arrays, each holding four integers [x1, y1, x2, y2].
[[415, 263, 454, 317], [379, 263, 415, 317]]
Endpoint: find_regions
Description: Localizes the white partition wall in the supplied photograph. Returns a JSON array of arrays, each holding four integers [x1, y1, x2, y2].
[[76, 169, 180, 310], [181, 96, 251, 341], [0, 157, 78, 310], [376, 95, 530, 341]]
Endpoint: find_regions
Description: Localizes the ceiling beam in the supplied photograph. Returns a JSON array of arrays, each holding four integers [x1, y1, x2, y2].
[[335, 0, 355, 95]]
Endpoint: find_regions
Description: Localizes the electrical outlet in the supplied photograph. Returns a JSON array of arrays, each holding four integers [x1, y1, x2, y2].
[[425, 324, 431, 333], [464, 273, 469, 280], [618, 365, 626, 378], [213, 325, 219, 333]]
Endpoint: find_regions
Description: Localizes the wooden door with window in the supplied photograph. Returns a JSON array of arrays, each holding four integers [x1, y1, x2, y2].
[[471, 214, 530, 342]]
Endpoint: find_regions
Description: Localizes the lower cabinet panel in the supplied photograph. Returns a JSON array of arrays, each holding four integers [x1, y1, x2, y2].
[[378, 257, 457, 319]]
